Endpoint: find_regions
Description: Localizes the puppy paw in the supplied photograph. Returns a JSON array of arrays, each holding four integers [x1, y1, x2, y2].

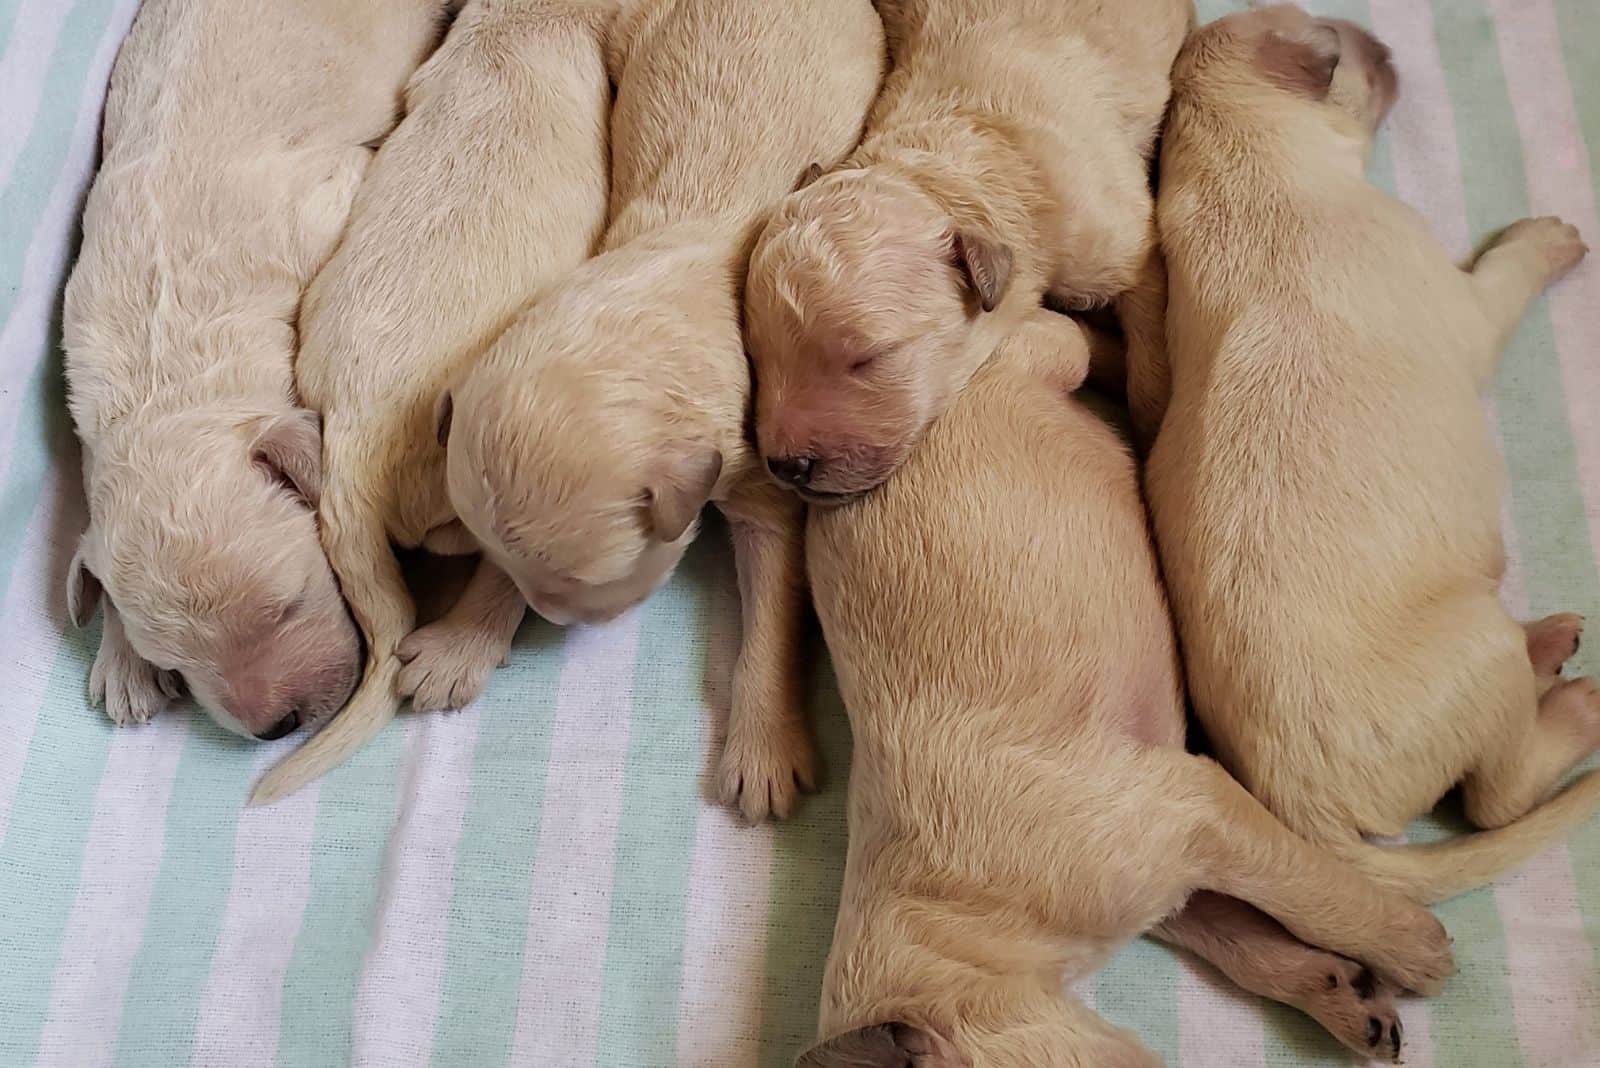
[[1526, 613, 1584, 677], [1373, 907, 1455, 997], [1300, 961, 1404, 1063], [1499, 216, 1588, 282], [395, 620, 510, 712], [718, 715, 818, 823], [89, 643, 177, 727], [1539, 675, 1600, 746]]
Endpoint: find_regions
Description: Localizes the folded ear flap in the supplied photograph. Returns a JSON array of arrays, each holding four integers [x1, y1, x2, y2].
[[1258, 22, 1343, 100], [434, 390, 454, 447], [67, 546, 102, 628], [645, 445, 722, 543], [795, 1023, 969, 1067], [252, 410, 324, 508], [952, 227, 1014, 313]]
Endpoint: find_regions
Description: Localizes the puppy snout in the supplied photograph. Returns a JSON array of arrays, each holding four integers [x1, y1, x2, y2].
[[767, 454, 816, 487], [255, 710, 301, 741]]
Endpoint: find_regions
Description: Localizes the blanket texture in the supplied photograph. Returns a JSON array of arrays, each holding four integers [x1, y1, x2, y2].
[[0, 0, 1596, 1065]]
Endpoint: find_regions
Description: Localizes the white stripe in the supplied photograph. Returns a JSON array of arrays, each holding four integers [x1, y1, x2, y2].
[[188, 745, 321, 1068], [1494, 845, 1599, 1066], [510, 613, 642, 1068], [0, 0, 75, 192], [349, 709, 482, 1067], [1394, 996, 1436, 1068], [1176, 956, 1265, 1068], [34, 714, 188, 1068]]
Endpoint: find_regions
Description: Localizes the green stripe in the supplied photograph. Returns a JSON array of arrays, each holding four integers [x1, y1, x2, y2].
[[111, 721, 258, 1064], [274, 728, 408, 1066], [427, 622, 569, 1068], [756, 665, 851, 1066], [0, 634, 112, 1066], [1098, 939, 1183, 1063], [594, 534, 724, 1066]]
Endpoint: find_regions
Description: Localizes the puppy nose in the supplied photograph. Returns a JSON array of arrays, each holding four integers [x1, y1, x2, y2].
[[767, 455, 816, 487], [255, 711, 300, 741]]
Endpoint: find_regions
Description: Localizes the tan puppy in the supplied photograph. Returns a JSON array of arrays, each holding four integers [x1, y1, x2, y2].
[[246, 0, 614, 805], [743, 0, 1190, 503], [63, 0, 448, 738], [1141, 5, 1598, 903], [796, 314, 1454, 1067], [442, 0, 884, 821]]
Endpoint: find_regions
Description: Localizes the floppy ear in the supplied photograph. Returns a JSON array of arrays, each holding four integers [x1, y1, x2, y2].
[[434, 390, 454, 447], [1258, 22, 1342, 99], [66, 546, 102, 628], [796, 162, 826, 190], [952, 228, 1014, 313], [252, 410, 324, 508], [645, 445, 722, 542], [795, 1023, 969, 1067]]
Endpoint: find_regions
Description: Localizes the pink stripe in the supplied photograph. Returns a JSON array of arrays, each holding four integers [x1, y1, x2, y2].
[[1494, 845, 1600, 1066], [1488, 0, 1600, 561], [1176, 957, 1264, 1068]]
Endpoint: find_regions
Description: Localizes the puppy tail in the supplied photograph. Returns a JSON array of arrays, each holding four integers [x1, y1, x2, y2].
[[249, 476, 413, 807], [1333, 769, 1600, 903]]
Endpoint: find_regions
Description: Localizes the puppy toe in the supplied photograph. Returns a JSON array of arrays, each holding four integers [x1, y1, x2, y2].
[[1304, 960, 1403, 1062], [718, 725, 818, 824]]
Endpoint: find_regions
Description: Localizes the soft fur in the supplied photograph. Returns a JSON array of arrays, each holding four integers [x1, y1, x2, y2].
[[248, 0, 614, 805], [742, 0, 1190, 503], [63, 0, 450, 738], [442, 0, 885, 821], [1140, 5, 1598, 903], [796, 313, 1454, 1067]]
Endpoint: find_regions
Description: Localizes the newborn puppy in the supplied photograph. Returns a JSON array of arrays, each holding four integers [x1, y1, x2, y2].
[[442, 0, 884, 821], [796, 314, 1453, 1067], [744, 0, 1190, 503], [63, 0, 448, 738], [247, 0, 613, 805], [1142, 5, 1597, 902]]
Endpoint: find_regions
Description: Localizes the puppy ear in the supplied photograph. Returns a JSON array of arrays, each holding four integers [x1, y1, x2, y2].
[[1258, 22, 1342, 99], [434, 390, 454, 447], [952, 228, 1014, 313], [796, 1023, 969, 1067], [796, 162, 826, 190], [645, 445, 722, 543], [252, 410, 324, 508], [67, 546, 103, 628]]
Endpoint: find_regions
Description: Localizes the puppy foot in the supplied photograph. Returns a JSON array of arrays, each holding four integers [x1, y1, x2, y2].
[[1300, 961, 1403, 1063], [89, 645, 178, 727], [718, 715, 818, 823], [1497, 216, 1588, 283], [1371, 906, 1455, 996], [1526, 613, 1584, 677], [395, 620, 511, 712], [1539, 676, 1600, 746]]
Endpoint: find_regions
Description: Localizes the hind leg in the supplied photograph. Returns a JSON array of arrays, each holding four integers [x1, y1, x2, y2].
[[957, 989, 1162, 1068], [1155, 893, 1404, 1062], [1464, 675, 1600, 829]]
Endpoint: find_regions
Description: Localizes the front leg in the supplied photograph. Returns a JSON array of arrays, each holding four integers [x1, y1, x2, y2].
[[90, 603, 180, 726], [993, 306, 1097, 390], [718, 488, 814, 823], [396, 558, 525, 711], [1469, 216, 1587, 379]]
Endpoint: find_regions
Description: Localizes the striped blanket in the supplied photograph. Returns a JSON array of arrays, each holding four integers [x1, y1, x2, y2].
[[1, 1, 1596, 1065]]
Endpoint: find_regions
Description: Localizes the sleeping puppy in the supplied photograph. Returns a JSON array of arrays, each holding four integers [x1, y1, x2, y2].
[[1140, 4, 1598, 903], [63, 0, 449, 739], [744, 0, 1190, 503], [796, 313, 1454, 1067], [441, 0, 884, 822], [248, 0, 613, 805]]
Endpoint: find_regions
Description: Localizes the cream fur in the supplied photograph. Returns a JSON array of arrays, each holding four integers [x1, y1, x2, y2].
[[1141, 5, 1598, 903], [63, 0, 449, 739], [797, 313, 1454, 1066], [444, 0, 885, 822], [742, 0, 1191, 502]]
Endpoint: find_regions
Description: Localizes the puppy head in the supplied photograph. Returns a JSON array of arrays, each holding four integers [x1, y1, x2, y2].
[[746, 168, 1012, 504], [442, 342, 718, 627], [1176, 5, 1399, 137], [797, 1022, 969, 1067], [70, 408, 361, 738]]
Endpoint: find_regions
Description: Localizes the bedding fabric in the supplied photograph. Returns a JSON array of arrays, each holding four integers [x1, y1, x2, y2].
[[1, 0, 1597, 1065]]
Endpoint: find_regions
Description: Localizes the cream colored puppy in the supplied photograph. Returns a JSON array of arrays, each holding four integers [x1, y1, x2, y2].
[[796, 314, 1454, 1067], [248, 0, 613, 805], [63, 0, 448, 739], [1141, 5, 1598, 903], [744, 0, 1190, 503], [442, 0, 884, 822]]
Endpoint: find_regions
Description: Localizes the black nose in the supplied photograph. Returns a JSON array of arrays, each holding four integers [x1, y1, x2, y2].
[[256, 711, 300, 741], [767, 455, 816, 487]]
